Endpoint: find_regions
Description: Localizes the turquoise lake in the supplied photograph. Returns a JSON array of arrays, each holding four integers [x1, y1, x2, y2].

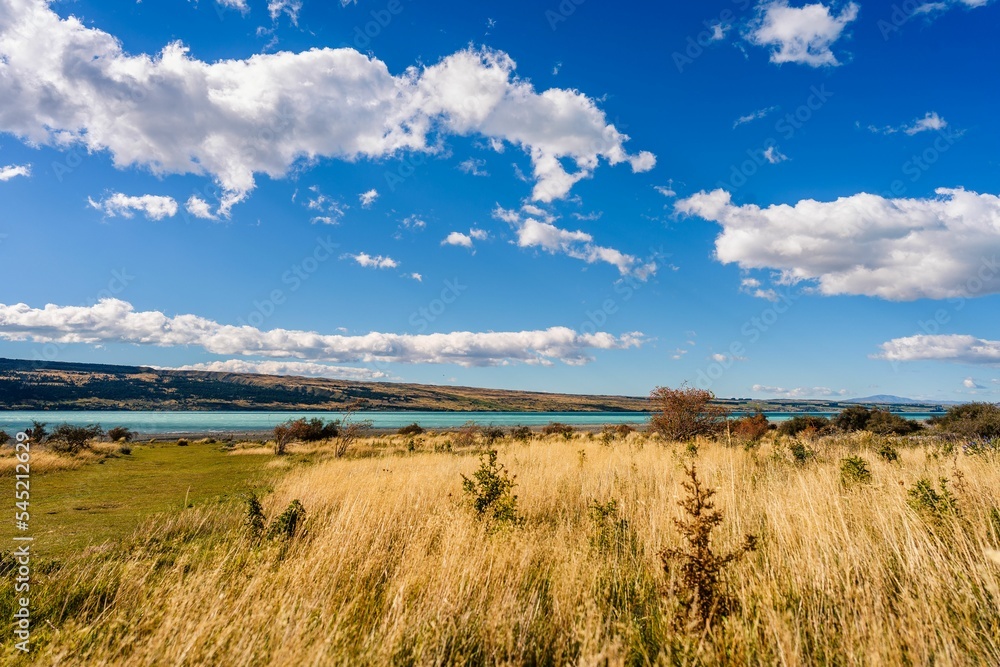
[[0, 410, 945, 435]]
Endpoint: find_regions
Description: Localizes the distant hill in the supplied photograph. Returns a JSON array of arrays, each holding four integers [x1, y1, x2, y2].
[[846, 395, 958, 406], [0, 358, 651, 412]]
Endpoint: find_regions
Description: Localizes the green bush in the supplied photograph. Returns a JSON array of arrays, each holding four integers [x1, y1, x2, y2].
[[777, 415, 830, 437], [461, 450, 520, 525], [481, 425, 506, 446], [245, 493, 266, 540], [866, 410, 922, 435], [876, 442, 899, 463], [930, 402, 1000, 439], [50, 423, 104, 454], [833, 406, 873, 432], [788, 441, 814, 464], [268, 499, 306, 539], [907, 478, 959, 518], [840, 456, 872, 486]]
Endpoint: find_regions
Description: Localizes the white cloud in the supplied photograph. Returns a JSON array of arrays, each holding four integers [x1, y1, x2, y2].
[[869, 111, 949, 135], [267, 0, 302, 23], [184, 195, 217, 220], [711, 352, 746, 363], [0, 164, 30, 181], [876, 334, 1000, 365], [752, 384, 849, 397], [458, 158, 488, 176], [654, 184, 676, 197], [443, 228, 489, 249], [495, 207, 657, 279], [171, 359, 389, 380], [0, 298, 645, 367], [409, 272, 422, 282], [963, 376, 984, 389], [442, 231, 473, 248], [904, 111, 948, 135], [305, 188, 347, 223], [348, 253, 398, 269], [0, 2, 652, 213], [88, 193, 178, 220], [763, 146, 788, 163], [217, 0, 249, 12], [359, 189, 379, 208], [400, 215, 426, 231], [311, 216, 338, 225], [733, 106, 778, 128], [747, 1, 860, 67], [676, 187, 1000, 300]]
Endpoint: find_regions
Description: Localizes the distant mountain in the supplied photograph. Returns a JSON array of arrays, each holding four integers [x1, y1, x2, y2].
[[846, 395, 955, 406]]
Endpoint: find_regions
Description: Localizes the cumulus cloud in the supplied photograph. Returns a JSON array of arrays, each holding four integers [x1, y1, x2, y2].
[[359, 189, 379, 208], [171, 359, 389, 380], [0, 298, 645, 367], [0, 2, 653, 214], [875, 334, 1000, 365], [675, 187, 1000, 300], [442, 231, 473, 248], [0, 164, 30, 181], [408, 272, 422, 282], [752, 384, 849, 397], [88, 193, 178, 220], [747, 1, 860, 67], [495, 206, 657, 279], [963, 376, 985, 389], [217, 0, 249, 12], [348, 253, 398, 269], [184, 195, 217, 220]]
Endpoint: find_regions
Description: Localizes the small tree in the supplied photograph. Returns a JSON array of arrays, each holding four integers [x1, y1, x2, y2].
[[649, 385, 728, 442], [334, 401, 372, 458], [834, 406, 873, 432], [273, 417, 340, 455], [461, 449, 520, 525], [662, 465, 757, 625], [27, 421, 48, 443], [930, 403, 1000, 439], [50, 423, 104, 454], [730, 412, 769, 445]]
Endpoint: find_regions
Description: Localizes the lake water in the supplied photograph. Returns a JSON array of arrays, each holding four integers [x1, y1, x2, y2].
[[0, 410, 945, 435]]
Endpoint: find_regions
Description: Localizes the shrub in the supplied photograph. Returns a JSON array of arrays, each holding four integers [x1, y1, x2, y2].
[[334, 404, 372, 458], [118, 444, 132, 456], [661, 465, 757, 625], [907, 478, 959, 518], [268, 499, 306, 539], [177, 439, 189, 447], [788, 441, 814, 464], [866, 410, 922, 435], [931, 402, 1000, 439], [273, 417, 340, 454], [840, 456, 872, 486], [833, 406, 874, 432], [730, 412, 769, 445], [509, 426, 533, 441], [0, 430, 9, 445], [461, 450, 520, 525], [649, 385, 728, 442], [27, 421, 48, 443], [106, 426, 137, 442], [49, 424, 103, 454], [600, 423, 635, 445], [876, 442, 900, 463], [481, 425, 506, 446], [245, 493, 266, 541], [777, 415, 830, 437], [397, 423, 424, 436], [589, 500, 639, 558], [542, 422, 574, 438], [453, 422, 481, 449]]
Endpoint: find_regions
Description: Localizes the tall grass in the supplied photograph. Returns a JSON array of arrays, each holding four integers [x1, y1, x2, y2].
[[3, 431, 999, 665]]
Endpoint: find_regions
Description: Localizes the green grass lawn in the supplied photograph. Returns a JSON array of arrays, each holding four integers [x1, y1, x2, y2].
[[1, 441, 281, 559]]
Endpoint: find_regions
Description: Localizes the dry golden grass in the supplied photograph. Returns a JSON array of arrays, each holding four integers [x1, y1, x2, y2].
[[5, 431, 1000, 665]]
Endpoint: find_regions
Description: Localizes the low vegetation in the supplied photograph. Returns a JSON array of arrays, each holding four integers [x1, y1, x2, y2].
[[0, 395, 997, 665]]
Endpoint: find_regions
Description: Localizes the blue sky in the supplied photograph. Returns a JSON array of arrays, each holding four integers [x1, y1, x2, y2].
[[1, 0, 999, 401]]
